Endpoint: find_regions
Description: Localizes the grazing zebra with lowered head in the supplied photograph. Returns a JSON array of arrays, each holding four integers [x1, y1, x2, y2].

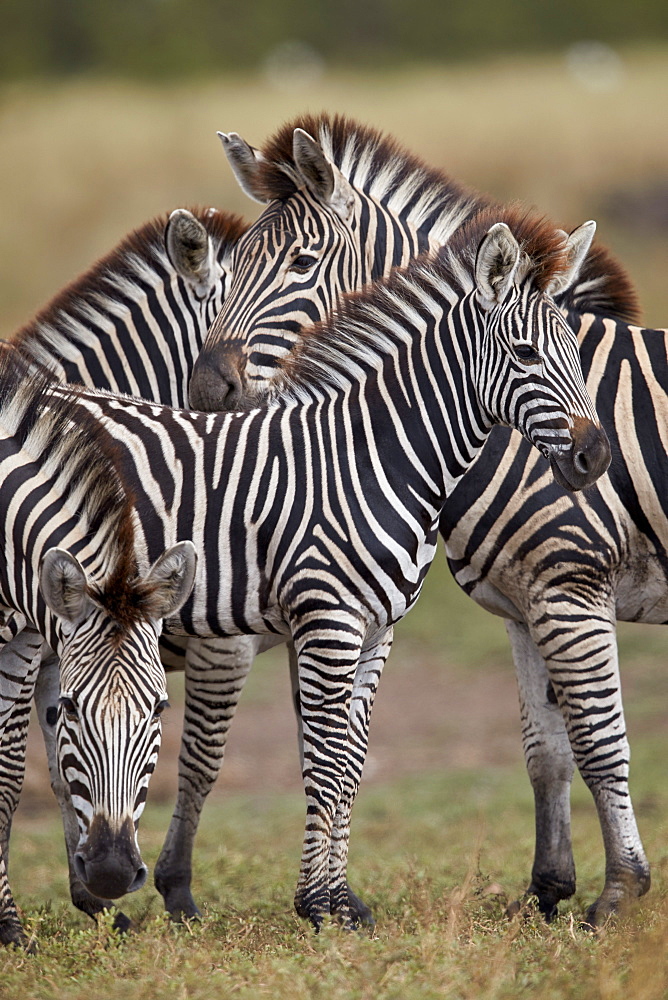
[[5, 207, 609, 936], [188, 113, 662, 925], [5, 204, 273, 931], [0, 349, 197, 948]]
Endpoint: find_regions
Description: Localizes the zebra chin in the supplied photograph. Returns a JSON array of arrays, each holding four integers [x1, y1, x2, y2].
[[547, 418, 611, 492], [73, 814, 148, 901]]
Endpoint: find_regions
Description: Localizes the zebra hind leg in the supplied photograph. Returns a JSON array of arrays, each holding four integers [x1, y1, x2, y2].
[[528, 604, 650, 926], [505, 620, 576, 921], [288, 642, 375, 929], [34, 653, 131, 933], [154, 636, 257, 920]]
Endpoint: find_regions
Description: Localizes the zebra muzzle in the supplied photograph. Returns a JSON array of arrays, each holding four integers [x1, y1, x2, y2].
[[73, 815, 148, 900], [549, 417, 611, 492]]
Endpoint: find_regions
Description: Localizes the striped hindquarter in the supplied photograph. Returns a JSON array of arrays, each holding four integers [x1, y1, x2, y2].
[[442, 312, 667, 924], [44, 213, 609, 929]]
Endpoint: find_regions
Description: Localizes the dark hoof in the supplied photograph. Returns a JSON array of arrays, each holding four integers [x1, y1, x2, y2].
[[162, 889, 201, 922], [0, 918, 31, 951], [112, 911, 132, 934], [348, 886, 375, 929], [506, 894, 557, 923]]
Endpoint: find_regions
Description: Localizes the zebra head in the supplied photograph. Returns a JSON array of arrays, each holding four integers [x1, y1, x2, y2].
[[470, 217, 611, 490], [40, 541, 197, 902], [189, 126, 383, 411]]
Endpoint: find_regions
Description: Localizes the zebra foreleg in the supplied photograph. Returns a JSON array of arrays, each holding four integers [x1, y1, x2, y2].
[[505, 620, 576, 921], [328, 628, 393, 928], [154, 636, 259, 920], [288, 642, 375, 928], [292, 613, 366, 931], [33, 652, 132, 933], [527, 602, 650, 926], [0, 628, 45, 949]]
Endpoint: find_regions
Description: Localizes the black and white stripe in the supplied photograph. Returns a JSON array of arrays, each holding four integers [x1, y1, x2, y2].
[[441, 309, 667, 925], [189, 114, 655, 925], [36, 212, 607, 930]]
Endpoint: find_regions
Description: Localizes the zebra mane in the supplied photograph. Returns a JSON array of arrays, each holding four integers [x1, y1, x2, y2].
[[250, 112, 483, 245], [250, 112, 639, 322], [0, 346, 166, 629], [275, 206, 579, 400], [11, 207, 247, 373]]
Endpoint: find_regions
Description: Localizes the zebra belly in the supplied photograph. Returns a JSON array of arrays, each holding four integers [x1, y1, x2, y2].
[[615, 553, 668, 624]]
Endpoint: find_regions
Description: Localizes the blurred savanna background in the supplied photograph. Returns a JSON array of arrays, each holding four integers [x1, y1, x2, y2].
[[1, 3, 667, 997]]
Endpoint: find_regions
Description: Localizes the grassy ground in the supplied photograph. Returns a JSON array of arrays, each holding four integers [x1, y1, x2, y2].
[[4, 751, 668, 1000], [6, 559, 668, 998]]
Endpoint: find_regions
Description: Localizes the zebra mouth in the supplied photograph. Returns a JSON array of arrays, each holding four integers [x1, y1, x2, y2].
[[549, 453, 578, 492]]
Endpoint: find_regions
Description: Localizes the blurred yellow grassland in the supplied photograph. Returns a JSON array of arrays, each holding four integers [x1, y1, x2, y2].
[[0, 45, 666, 335]]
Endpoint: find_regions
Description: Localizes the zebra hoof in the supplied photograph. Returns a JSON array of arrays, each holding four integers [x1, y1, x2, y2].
[[0, 918, 31, 951], [162, 889, 202, 922], [347, 885, 375, 929]]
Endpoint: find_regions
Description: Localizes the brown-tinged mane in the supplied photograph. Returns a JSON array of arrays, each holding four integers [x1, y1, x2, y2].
[[11, 207, 247, 358], [247, 112, 639, 321], [0, 345, 164, 631], [275, 204, 599, 397]]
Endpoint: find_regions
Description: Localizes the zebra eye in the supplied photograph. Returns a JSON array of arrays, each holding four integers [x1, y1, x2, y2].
[[514, 343, 541, 363], [290, 254, 317, 273], [59, 697, 78, 721], [153, 699, 170, 720]]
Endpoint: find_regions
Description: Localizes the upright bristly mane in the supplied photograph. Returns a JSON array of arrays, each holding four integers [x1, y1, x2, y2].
[[11, 208, 247, 377], [274, 205, 585, 400], [0, 347, 163, 628], [251, 112, 484, 243], [249, 112, 639, 322]]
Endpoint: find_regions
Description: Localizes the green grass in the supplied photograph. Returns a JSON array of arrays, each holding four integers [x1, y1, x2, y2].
[[5, 750, 668, 1000]]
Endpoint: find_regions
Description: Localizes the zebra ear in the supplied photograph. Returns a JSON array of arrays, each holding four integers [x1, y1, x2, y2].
[[40, 549, 93, 624], [219, 131, 269, 204], [142, 541, 198, 620], [545, 220, 597, 299], [165, 210, 215, 292], [292, 129, 355, 224], [475, 223, 521, 310]]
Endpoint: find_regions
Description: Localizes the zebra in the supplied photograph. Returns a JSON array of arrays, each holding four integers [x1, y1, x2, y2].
[[441, 309, 667, 926], [3, 204, 278, 931], [186, 114, 661, 925], [0, 348, 197, 948], [6, 206, 610, 933]]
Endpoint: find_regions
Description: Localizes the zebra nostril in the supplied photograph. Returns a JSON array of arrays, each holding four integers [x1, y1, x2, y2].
[[574, 450, 590, 475], [129, 865, 148, 893]]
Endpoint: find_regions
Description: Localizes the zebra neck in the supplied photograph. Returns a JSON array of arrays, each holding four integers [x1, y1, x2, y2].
[[15, 264, 207, 408]]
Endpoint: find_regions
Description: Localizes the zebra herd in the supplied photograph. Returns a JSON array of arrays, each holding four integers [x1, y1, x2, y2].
[[0, 113, 663, 948]]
